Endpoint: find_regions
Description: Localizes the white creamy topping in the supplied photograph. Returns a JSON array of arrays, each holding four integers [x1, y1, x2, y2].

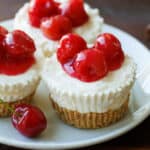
[[0, 65, 40, 102], [14, 1, 103, 57], [42, 55, 136, 113]]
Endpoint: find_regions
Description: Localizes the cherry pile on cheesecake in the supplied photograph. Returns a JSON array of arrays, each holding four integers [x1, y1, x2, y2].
[[0, 26, 35, 75], [57, 33, 125, 82], [14, 0, 103, 57], [29, 0, 88, 40]]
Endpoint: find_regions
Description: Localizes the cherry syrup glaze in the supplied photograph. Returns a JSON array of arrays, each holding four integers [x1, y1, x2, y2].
[[0, 27, 36, 76], [28, 0, 89, 40], [57, 33, 125, 82], [12, 104, 47, 137]]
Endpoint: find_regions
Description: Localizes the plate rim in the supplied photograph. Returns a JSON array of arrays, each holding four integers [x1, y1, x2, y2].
[[0, 19, 149, 150]]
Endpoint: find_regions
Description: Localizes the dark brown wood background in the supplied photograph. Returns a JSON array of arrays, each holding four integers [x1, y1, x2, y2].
[[0, 0, 150, 150]]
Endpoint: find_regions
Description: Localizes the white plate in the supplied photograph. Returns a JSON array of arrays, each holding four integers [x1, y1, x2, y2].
[[0, 20, 150, 150]]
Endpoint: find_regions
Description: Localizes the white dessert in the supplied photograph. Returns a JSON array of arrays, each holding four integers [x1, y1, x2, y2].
[[0, 65, 40, 102], [14, 1, 103, 57], [42, 54, 136, 113]]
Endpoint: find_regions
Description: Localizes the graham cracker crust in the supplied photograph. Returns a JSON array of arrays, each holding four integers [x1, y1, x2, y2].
[[51, 98, 129, 129], [0, 92, 35, 117]]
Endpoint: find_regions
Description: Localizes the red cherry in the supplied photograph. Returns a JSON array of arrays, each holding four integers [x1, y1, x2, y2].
[[95, 33, 125, 71], [28, 0, 59, 27], [4, 30, 36, 57], [0, 26, 8, 36], [61, 0, 89, 27], [0, 26, 8, 59], [41, 15, 72, 41], [57, 33, 87, 63], [12, 104, 47, 137], [28, 11, 43, 28], [0, 56, 35, 75], [73, 48, 108, 82], [0, 34, 5, 57]]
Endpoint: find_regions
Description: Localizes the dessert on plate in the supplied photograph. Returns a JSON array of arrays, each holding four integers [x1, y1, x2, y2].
[[42, 33, 136, 128], [0, 26, 40, 117], [14, 0, 103, 57]]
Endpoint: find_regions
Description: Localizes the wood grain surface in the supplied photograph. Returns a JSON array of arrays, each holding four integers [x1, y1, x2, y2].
[[0, 0, 150, 150]]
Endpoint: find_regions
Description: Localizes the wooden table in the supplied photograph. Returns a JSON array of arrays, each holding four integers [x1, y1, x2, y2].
[[0, 0, 150, 150]]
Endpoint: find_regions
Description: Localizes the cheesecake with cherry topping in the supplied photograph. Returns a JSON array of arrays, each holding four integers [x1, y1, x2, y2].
[[0, 26, 40, 117], [14, 0, 103, 57], [42, 33, 136, 128]]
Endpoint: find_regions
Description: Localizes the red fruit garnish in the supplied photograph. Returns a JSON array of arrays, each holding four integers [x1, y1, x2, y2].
[[28, 11, 43, 28], [0, 26, 8, 59], [12, 104, 47, 137], [4, 30, 36, 57], [61, 0, 89, 27], [1, 30, 36, 75], [28, 0, 59, 27], [0, 34, 5, 58], [41, 15, 72, 41], [57, 33, 87, 63], [0, 26, 8, 36], [95, 33, 125, 71], [73, 48, 108, 82], [0, 56, 35, 75]]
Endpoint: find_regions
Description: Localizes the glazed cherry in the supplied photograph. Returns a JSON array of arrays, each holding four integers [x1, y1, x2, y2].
[[61, 0, 89, 27], [29, 0, 59, 27], [0, 26, 8, 36], [0, 26, 8, 58], [12, 104, 47, 137], [4, 30, 36, 57], [0, 56, 35, 75], [95, 33, 125, 71], [73, 48, 108, 82], [0, 26, 8, 47], [41, 15, 72, 41], [57, 34, 87, 63], [28, 11, 43, 28]]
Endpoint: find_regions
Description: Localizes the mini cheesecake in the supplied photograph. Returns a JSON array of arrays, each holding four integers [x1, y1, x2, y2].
[[42, 33, 136, 128], [14, 0, 103, 58], [0, 26, 40, 117]]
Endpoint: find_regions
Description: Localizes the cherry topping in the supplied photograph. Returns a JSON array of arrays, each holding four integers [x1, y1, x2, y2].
[[28, 11, 43, 28], [0, 30, 36, 75], [95, 33, 125, 71], [29, 0, 59, 27], [12, 104, 47, 137], [0, 26, 8, 59], [0, 26, 8, 36], [0, 34, 5, 58], [73, 48, 108, 82], [61, 0, 89, 27], [58, 33, 125, 82], [41, 15, 72, 41], [57, 33, 87, 63], [0, 56, 35, 75], [4, 30, 36, 57]]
